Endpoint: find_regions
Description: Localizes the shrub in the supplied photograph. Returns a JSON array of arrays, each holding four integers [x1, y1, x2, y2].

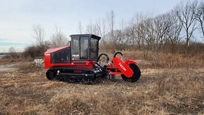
[[22, 44, 49, 59]]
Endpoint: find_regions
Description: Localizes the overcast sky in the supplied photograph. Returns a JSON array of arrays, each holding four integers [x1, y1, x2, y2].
[[0, 0, 192, 52]]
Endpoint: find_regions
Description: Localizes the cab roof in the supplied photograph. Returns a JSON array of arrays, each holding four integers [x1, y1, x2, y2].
[[70, 34, 101, 40]]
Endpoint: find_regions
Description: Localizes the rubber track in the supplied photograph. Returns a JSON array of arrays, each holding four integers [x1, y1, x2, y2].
[[48, 67, 104, 84]]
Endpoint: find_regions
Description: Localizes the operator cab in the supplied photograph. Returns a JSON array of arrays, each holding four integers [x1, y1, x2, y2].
[[70, 34, 100, 61]]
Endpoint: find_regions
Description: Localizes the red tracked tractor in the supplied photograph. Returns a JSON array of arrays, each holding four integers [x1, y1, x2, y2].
[[44, 34, 141, 84]]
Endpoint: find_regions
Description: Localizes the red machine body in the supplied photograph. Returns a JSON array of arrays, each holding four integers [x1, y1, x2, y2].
[[44, 46, 95, 69], [44, 34, 141, 84]]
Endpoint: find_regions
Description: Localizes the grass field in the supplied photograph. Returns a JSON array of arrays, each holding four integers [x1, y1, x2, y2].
[[1, 50, 204, 115], [0, 60, 204, 115]]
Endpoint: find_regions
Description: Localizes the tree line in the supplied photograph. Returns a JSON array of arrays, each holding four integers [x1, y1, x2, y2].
[[78, 0, 204, 58], [22, 0, 204, 59]]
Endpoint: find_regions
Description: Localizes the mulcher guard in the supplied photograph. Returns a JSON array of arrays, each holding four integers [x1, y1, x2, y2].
[[98, 52, 141, 82], [112, 57, 134, 78]]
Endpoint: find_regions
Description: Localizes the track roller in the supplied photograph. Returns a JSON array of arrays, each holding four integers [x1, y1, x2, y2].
[[82, 72, 96, 85]]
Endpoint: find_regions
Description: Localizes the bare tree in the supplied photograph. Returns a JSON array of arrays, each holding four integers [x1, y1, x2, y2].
[[9, 47, 16, 53], [195, 1, 204, 39], [77, 21, 83, 34], [116, 20, 128, 50], [165, 11, 183, 53], [32, 24, 45, 46], [99, 18, 109, 51], [175, 0, 198, 47], [94, 19, 103, 36], [85, 19, 102, 36], [127, 13, 150, 50], [82, 17, 108, 51], [153, 13, 176, 53], [8, 47, 18, 57], [143, 18, 155, 50], [106, 10, 115, 38], [86, 20, 94, 34], [102, 10, 117, 51], [50, 26, 68, 48], [102, 18, 108, 38], [140, 18, 155, 59]]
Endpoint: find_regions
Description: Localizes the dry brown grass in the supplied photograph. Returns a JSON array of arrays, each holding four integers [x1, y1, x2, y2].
[[1, 64, 204, 114], [149, 53, 204, 69], [1, 51, 204, 114], [0, 56, 33, 65], [0, 56, 20, 64], [112, 50, 204, 69]]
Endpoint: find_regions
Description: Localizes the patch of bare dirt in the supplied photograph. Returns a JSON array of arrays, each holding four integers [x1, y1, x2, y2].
[[0, 63, 17, 72]]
